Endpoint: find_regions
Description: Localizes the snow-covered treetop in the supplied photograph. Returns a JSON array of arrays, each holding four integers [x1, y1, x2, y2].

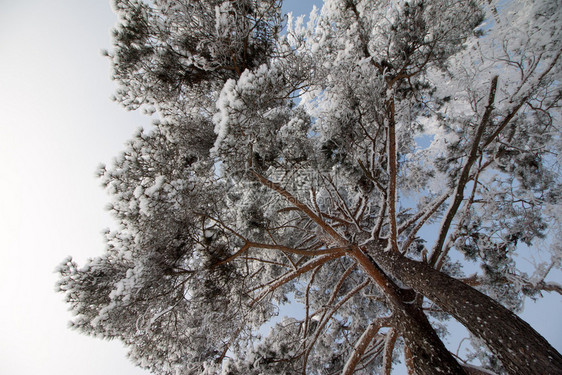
[[57, 1, 561, 374]]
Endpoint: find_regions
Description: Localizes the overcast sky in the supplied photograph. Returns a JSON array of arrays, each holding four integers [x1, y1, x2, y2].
[[0, 1, 320, 375], [0, 1, 559, 375]]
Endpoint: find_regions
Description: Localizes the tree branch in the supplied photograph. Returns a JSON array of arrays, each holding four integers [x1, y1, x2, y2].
[[251, 170, 349, 247], [249, 252, 345, 308], [429, 76, 499, 267], [460, 274, 562, 296], [303, 279, 372, 370], [342, 321, 383, 375], [386, 94, 399, 252], [400, 191, 451, 254], [383, 328, 399, 375]]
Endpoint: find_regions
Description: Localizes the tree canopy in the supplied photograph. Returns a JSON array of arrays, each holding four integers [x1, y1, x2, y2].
[[57, 0, 562, 374]]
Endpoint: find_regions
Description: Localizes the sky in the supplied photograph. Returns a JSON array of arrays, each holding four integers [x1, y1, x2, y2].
[[0, 1, 318, 375], [0, 1, 559, 375]]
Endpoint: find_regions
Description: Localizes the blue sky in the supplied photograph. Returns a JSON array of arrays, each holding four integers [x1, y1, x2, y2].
[[0, 1, 558, 374]]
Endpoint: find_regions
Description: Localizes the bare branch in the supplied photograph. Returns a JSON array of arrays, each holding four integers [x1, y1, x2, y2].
[[400, 191, 451, 254], [460, 274, 562, 296], [252, 170, 349, 247], [386, 94, 399, 252], [383, 328, 399, 375], [404, 344, 416, 375], [342, 322, 383, 375], [303, 279, 372, 371], [211, 242, 251, 268], [249, 252, 346, 308]]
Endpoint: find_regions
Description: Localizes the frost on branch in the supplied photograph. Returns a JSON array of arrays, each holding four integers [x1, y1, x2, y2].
[[58, 0, 562, 374]]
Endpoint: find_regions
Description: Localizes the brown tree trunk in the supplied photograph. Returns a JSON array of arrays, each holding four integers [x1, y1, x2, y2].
[[392, 302, 466, 375], [351, 248, 466, 374], [367, 242, 562, 374]]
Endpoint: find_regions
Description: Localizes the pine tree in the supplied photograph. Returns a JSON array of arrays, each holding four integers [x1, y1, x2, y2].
[[57, 1, 562, 374]]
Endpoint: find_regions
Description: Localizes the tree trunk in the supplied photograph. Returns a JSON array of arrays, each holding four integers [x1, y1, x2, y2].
[[351, 248, 466, 374], [392, 303, 467, 375], [367, 242, 562, 374]]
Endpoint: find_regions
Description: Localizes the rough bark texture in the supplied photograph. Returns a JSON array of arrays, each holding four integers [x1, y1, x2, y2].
[[351, 248, 466, 375], [392, 303, 467, 375], [367, 242, 562, 374]]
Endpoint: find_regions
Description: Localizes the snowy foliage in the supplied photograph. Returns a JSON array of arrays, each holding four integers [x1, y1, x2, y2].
[[57, 0, 562, 374]]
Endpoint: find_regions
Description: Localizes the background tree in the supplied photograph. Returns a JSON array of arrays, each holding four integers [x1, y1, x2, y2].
[[57, 0, 562, 374]]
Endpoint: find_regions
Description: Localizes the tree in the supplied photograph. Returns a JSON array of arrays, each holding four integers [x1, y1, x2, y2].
[[57, 0, 562, 374]]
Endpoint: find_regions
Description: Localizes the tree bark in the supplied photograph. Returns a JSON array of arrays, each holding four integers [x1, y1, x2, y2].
[[367, 242, 562, 374], [392, 302, 467, 375], [350, 247, 466, 375]]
